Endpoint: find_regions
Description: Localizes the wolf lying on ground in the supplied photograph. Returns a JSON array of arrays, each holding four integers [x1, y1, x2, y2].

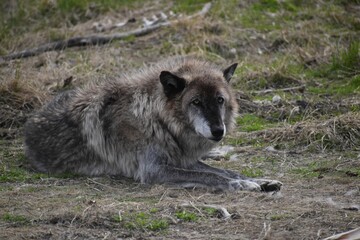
[[24, 57, 282, 192]]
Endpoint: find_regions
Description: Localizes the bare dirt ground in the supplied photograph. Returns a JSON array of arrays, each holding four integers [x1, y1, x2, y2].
[[0, 1, 359, 239]]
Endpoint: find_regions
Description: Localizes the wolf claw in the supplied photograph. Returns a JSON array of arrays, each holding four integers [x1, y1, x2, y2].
[[229, 179, 261, 191], [254, 179, 283, 192]]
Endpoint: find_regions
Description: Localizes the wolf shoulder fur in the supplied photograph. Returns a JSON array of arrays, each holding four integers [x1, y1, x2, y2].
[[24, 57, 282, 192]]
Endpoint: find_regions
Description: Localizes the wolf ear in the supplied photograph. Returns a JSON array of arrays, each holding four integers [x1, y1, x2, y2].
[[223, 63, 238, 82], [160, 71, 186, 97]]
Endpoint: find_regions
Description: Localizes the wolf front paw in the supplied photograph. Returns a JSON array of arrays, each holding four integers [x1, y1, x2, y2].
[[253, 179, 283, 192], [229, 179, 261, 191]]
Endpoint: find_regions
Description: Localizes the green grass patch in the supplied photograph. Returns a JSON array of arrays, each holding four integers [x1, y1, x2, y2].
[[0, 186, 14, 192], [239, 0, 301, 31], [150, 208, 159, 213], [240, 10, 281, 31], [113, 210, 169, 231], [237, 114, 274, 132], [350, 104, 360, 112], [225, 136, 266, 147], [308, 75, 360, 96], [311, 41, 360, 80], [289, 160, 360, 178], [330, 41, 360, 77], [0, 166, 46, 183], [204, 207, 218, 217], [123, 34, 136, 43], [2, 213, 30, 224], [342, 167, 360, 177], [48, 29, 67, 41], [291, 167, 319, 178], [173, 0, 210, 14], [0, 167, 27, 182], [57, 0, 89, 12], [112, 214, 122, 223], [0, 168, 48, 182], [250, 156, 279, 166], [252, 0, 298, 13], [240, 167, 264, 178], [0, 146, 76, 182], [175, 210, 198, 222], [146, 219, 169, 231], [53, 172, 82, 179], [306, 41, 360, 97], [269, 213, 292, 221]]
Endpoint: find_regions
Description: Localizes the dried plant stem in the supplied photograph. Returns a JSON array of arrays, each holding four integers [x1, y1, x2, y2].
[[181, 201, 232, 219]]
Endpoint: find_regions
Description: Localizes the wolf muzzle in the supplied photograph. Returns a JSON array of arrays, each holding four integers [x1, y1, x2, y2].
[[210, 124, 225, 141]]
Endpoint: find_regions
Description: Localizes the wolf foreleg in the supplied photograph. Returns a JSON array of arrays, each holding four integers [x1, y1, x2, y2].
[[192, 160, 246, 180], [191, 161, 282, 191], [140, 164, 261, 191]]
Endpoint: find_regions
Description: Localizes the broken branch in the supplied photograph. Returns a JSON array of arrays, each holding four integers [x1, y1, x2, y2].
[[181, 201, 232, 219], [322, 227, 360, 240], [252, 85, 306, 95], [0, 3, 212, 62]]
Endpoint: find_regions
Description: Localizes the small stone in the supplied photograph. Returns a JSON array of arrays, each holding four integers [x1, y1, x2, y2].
[[272, 95, 282, 105], [229, 48, 237, 54]]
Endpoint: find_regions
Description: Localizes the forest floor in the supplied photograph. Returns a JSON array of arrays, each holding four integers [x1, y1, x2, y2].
[[0, 0, 359, 239]]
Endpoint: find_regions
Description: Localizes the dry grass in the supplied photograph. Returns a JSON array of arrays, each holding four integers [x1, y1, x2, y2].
[[0, 0, 359, 239], [240, 112, 360, 151], [0, 78, 46, 128]]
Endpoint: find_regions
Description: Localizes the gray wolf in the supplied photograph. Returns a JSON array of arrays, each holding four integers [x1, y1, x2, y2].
[[24, 57, 282, 192]]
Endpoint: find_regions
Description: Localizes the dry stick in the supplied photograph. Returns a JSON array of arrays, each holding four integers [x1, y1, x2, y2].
[[252, 85, 306, 95], [0, 3, 212, 62], [181, 202, 231, 219], [87, 177, 117, 190], [259, 222, 272, 240], [322, 227, 360, 240]]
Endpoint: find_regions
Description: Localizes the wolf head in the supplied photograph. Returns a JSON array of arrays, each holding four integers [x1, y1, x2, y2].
[[160, 61, 238, 142]]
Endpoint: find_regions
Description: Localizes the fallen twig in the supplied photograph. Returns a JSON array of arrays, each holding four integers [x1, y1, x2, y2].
[[1, 24, 167, 61], [322, 227, 360, 240], [0, 3, 211, 62], [87, 177, 117, 190], [258, 222, 272, 240], [181, 201, 231, 219], [162, 214, 178, 224], [252, 85, 306, 95]]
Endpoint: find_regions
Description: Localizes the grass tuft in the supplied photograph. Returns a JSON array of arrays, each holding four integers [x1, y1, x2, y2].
[[331, 41, 360, 77], [204, 207, 218, 217], [173, 0, 210, 14], [253, 112, 360, 151], [175, 210, 198, 222], [240, 167, 264, 178], [2, 213, 30, 224], [237, 114, 273, 132], [312, 41, 360, 80], [308, 75, 360, 96], [113, 210, 169, 231]]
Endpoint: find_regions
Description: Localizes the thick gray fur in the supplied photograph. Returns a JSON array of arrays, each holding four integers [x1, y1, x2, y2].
[[24, 57, 282, 192]]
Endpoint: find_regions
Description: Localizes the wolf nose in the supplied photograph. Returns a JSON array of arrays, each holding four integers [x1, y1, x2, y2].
[[211, 126, 224, 141]]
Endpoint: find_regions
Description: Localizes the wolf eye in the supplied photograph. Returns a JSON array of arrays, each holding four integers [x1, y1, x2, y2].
[[217, 97, 224, 104], [192, 99, 201, 105]]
